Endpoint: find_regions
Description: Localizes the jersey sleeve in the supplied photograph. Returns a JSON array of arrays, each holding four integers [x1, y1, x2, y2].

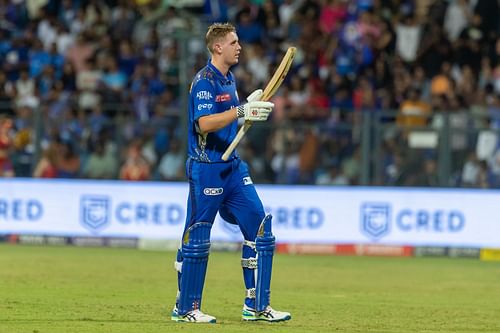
[[191, 79, 216, 121]]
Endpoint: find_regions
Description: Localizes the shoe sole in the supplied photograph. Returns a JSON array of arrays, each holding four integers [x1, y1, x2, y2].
[[171, 313, 216, 323], [172, 318, 216, 323], [242, 315, 292, 322]]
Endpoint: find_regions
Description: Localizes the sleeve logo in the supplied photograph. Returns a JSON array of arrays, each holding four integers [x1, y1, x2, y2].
[[243, 176, 253, 185]]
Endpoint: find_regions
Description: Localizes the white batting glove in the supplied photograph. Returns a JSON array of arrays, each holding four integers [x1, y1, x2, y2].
[[237, 89, 272, 121], [246, 89, 263, 102], [237, 100, 274, 121]]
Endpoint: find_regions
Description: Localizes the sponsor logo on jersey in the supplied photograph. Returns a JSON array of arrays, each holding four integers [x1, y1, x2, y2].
[[215, 93, 231, 102], [196, 91, 213, 100], [243, 177, 253, 185], [203, 188, 224, 196], [197, 103, 214, 111]]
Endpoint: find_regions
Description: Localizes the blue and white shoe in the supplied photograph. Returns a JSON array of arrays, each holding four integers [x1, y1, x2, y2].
[[242, 304, 291, 322], [171, 306, 216, 323]]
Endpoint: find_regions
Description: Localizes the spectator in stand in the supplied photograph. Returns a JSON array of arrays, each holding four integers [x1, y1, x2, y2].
[[414, 157, 439, 187], [395, 14, 421, 63], [461, 150, 481, 187], [83, 140, 118, 179], [397, 87, 432, 132], [158, 44, 180, 96], [1, 0, 499, 187], [55, 23, 74, 56], [315, 162, 349, 186], [76, 58, 101, 110], [33, 143, 58, 178], [60, 61, 76, 92], [117, 40, 138, 79], [65, 33, 94, 73], [477, 159, 493, 188], [58, 0, 76, 30], [100, 57, 127, 105], [319, 0, 347, 35], [157, 138, 184, 181], [0, 72, 15, 115], [0, 117, 14, 177], [15, 69, 38, 108], [56, 140, 81, 178], [418, 22, 452, 78], [444, 0, 471, 42], [119, 140, 151, 181], [236, 9, 263, 44], [298, 128, 319, 183], [29, 39, 50, 78], [430, 61, 453, 98]]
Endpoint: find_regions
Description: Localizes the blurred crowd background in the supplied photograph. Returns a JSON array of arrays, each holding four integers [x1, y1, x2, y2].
[[1, 0, 500, 187]]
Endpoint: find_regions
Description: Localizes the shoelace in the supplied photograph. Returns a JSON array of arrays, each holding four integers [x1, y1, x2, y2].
[[260, 307, 276, 318], [184, 312, 196, 321]]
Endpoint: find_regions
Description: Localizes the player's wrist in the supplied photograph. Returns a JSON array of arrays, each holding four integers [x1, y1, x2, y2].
[[237, 105, 245, 118]]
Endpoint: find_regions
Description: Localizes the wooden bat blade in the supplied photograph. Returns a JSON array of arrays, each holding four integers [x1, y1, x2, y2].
[[221, 47, 296, 161], [261, 47, 296, 101]]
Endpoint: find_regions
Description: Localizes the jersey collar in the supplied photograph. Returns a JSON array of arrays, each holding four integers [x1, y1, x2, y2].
[[207, 60, 233, 85]]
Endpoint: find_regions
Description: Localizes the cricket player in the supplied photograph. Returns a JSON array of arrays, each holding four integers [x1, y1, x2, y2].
[[171, 23, 291, 323]]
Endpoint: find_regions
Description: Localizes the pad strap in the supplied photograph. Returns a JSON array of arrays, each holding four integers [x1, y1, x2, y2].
[[241, 257, 257, 269], [174, 261, 182, 273], [246, 288, 256, 299], [243, 240, 256, 249], [241, 239, 257, 308]]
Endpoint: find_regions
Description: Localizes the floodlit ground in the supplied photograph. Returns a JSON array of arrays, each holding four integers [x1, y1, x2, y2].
[[1, 244, 499, 333]]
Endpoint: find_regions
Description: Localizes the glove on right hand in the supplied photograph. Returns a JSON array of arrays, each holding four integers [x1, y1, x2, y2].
[[237, 101, 274, 121]]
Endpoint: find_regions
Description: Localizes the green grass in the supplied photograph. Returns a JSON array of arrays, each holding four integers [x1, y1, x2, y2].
[[0, 244, 499, 333]]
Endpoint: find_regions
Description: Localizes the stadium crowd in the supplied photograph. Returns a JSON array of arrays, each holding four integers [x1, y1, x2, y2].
[[0, 0, 500, 187]]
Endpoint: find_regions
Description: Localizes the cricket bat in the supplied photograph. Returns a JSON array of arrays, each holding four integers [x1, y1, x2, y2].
[[221, 46, 296, 161]]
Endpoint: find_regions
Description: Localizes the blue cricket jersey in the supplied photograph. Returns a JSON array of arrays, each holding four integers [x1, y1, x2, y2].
[[188, 60, 240, 162]]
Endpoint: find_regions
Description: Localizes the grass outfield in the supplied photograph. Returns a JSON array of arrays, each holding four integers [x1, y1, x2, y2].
[[0, 245, 499, 333]]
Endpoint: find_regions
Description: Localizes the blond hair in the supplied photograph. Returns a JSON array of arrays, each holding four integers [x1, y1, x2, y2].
[[206, 23, 236, 54]]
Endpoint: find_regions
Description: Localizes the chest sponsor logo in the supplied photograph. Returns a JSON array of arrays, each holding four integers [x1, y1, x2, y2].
[[215, 93, 231, 102], [196, 91, 213, 100], [203, 188, 224, 196]]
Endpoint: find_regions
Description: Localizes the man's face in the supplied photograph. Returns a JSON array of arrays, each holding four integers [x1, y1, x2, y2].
[[217, 32, 241, 66]]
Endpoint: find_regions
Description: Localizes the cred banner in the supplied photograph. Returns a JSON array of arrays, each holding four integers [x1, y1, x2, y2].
[[1, 179, 500, 247]]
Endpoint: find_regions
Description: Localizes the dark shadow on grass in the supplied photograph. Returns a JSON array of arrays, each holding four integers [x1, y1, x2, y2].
[[0, 319, 166, 324]]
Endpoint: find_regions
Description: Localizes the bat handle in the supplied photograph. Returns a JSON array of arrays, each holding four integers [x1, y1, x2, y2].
[[221, 120, 253, 161]]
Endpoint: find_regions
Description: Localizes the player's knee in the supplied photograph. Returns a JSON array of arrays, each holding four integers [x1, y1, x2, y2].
[[256, 214, 275, 251], [181, 222, 212, 259]]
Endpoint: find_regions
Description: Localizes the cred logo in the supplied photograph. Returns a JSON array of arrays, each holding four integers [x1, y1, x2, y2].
[[203, 188, 224, 196]]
